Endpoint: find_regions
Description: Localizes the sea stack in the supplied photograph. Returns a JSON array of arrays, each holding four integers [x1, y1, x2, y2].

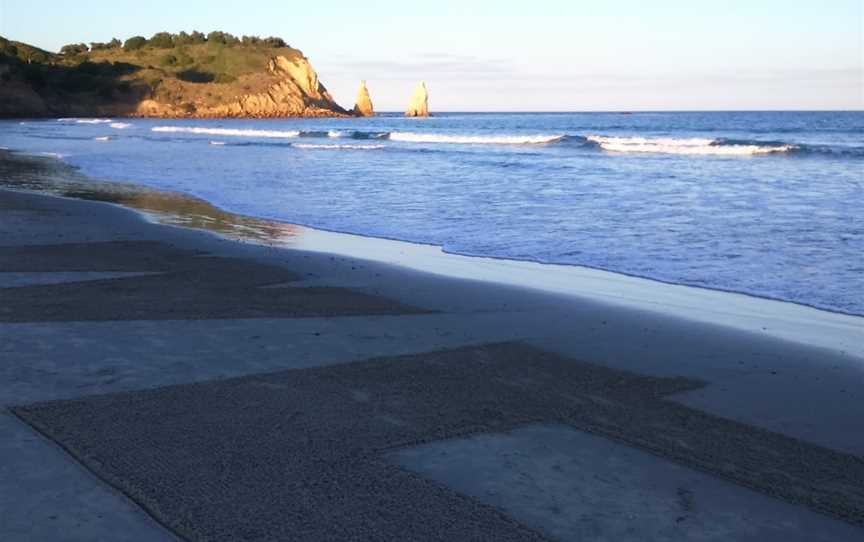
[[405, 82, 429, 117], [353, 80, 374, 117]]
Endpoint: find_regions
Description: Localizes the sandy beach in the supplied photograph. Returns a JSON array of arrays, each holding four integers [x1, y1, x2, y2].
[[1, 150, 863, 541]]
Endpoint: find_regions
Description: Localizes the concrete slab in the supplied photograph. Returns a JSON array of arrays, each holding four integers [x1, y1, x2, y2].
[[0, 411, 174, 542], [13, 343, 864, 539], [0, 312, 552, 404], [393, 424, 863, 541]]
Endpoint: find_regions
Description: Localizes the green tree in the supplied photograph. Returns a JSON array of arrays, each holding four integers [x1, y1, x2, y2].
[[123, 36, 147, 51], [241, 35, 261, 46], [206, 31, 239, 46], [60, 43, 89, 55], [206, 31, 227, 44], [149, 32, 175, 49], [263, 37, 287, 48], [174, 31, 193, 45]]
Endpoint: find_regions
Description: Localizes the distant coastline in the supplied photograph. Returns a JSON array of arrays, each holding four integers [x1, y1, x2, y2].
[[0, 32, 350, 118]]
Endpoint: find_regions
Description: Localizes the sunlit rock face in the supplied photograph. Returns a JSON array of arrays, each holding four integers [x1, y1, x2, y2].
[[405, 82, 429, 117], [353, 80, 374, 117], [195, 54, 343, 118]]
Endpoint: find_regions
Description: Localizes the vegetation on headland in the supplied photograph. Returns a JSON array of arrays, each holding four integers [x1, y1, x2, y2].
[[0, 32, 344, 118]]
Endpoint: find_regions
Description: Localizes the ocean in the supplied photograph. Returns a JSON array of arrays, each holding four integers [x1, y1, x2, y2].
[[1, 111, 862, 316]]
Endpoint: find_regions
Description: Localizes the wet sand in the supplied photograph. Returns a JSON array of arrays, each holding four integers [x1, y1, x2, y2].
[[1, 150, 863, 541]]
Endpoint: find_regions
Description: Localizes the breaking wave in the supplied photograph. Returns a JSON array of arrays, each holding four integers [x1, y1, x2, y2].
[[110, 122, 132, 129], [146, 126, 861, 158], [388, 132, 565, 145], [294, 143, 385, 150], [152, 126, 301, 138], [586, 135, 797, 155], [58, 118, 112, 124]]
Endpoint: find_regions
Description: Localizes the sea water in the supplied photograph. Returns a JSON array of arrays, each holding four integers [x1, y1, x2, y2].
[[1, 112, 862, 315]]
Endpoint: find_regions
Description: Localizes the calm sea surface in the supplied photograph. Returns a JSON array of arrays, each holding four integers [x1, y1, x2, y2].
[[2, 112, 862, 315]]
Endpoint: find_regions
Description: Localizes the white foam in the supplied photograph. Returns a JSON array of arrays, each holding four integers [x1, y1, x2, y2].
[[389, 132, 565, 145], [94, 136, 111, 141], [110, 122, 132, 129], [209, 141, 226, 146], [58, 118, 113, 124], [327, 130, 344, 138], [294, 143, 385, 150], [587, 135, 795, 155], [152, 126, 301, 138]]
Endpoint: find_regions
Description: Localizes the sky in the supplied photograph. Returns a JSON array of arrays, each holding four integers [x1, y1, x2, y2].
[[1, 0, 861, 111]]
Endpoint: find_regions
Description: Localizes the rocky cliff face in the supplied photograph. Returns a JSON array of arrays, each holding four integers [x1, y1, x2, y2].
[[405, 82, 429, 117], [0, 37, 348, 118], [352, 80, 374, 117], [132, 54, 347, 118]]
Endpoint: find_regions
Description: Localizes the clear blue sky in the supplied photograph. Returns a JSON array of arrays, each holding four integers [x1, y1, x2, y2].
[[1, 0, 861, 111]]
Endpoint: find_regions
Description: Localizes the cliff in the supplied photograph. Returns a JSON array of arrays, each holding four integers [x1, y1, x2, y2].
[[0, 33, 348, 118], [405, 82, 429, 117], [352, 80, 374, 117]]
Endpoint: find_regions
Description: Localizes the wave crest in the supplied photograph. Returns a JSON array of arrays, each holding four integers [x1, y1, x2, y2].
[[587, 135, 797, 155], [294, 143, 385, 150], [388, 132, 565, 145], [152, 126, 301, 138], [57, 118, 113, 124]]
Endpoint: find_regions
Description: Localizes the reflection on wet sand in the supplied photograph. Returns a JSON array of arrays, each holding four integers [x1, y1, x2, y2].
[[0, 150, 301, 246]]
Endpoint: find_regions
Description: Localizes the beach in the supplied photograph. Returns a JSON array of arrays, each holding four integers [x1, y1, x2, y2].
[[1, 150, 863, 540]]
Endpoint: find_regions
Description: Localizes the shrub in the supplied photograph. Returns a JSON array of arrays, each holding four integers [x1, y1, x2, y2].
[[123, 36, 147, 51], [189, 31, 207, 44], [60, 43, 89, 55], [263, 37, 287, 48], [206, 31, 227, 44], [109, 38, 122, 48], [90, 42, 109, 51], [160, 54, 178, 66], [241, 35, 261, 46], [149, 32, 175, 49], [174, 31, 193, 46], [206, 31, 239, 46], [29, 50, 49, 63]]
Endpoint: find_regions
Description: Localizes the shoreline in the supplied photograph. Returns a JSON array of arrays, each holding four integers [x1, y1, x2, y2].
[[1, 147, 861, 360], [2, 167, 864, 539]]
